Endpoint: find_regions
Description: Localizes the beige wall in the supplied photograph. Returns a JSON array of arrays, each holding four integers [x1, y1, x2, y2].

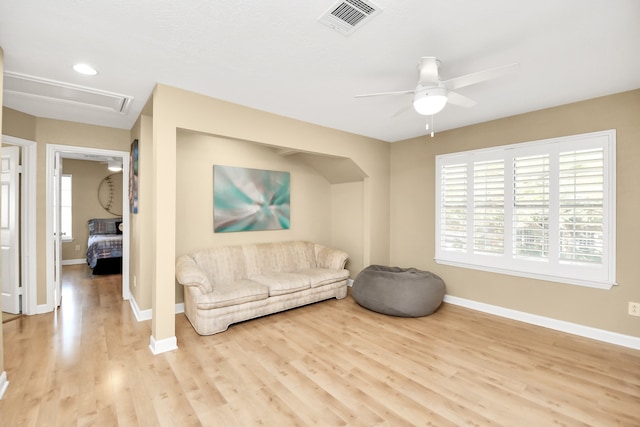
[[3, 107, 35, 141], [145, 84, 390, 342], [390, 89, 640, 337], [175, 131, 343, 303], [331, 181, 365, 274], [61, 159, 123, 261], [130, 115, 154, 311], [2, 108, 131, 305]]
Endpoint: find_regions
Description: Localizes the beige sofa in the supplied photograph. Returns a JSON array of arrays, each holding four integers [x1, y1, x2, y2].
[[175, 241, 349, 335]]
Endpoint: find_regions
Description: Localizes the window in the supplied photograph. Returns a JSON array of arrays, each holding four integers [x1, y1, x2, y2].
[[435, 130, 616, 289], [60, 174, 72, 241]]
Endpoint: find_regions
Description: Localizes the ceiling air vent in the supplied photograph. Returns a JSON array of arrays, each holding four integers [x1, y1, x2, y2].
[[318, 0, 382, 35], [3, 72, 133, 113]]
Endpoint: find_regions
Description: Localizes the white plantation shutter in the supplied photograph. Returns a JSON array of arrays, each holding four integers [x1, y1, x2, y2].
[[558, 148, 604, 265], [439, 163, 468, 252], [473, 160, 504, 255], [512, 154, 549, 259], [435, 130, 615, 289]]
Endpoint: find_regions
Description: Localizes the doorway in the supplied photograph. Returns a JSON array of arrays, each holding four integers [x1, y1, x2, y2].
[[1, 135, 37, 315], [46, 144, 130, 310]]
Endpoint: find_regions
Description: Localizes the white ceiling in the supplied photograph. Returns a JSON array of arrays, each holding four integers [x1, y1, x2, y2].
[[1, 0, 639, 143]]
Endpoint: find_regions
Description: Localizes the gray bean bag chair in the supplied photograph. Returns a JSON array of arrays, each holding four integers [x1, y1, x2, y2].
[[352, 265, 446, 317]]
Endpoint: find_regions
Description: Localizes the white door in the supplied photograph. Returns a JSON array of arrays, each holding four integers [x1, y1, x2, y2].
[[53, 152, 62, 307], [1, 146, 21, 314]]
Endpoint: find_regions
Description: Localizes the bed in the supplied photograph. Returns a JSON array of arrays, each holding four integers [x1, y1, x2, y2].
[[86, 218, 123, 275]]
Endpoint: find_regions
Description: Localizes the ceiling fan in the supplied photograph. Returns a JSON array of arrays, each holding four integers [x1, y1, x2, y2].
[[356, 57, 519, 116]]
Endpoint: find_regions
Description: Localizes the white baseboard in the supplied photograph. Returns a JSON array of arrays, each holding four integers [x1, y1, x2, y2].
[[444, 295, 640, 350], [36, 304, 51, 314], [149, 335, 178, 355], [61, 259, 86, 266], [128, 295, 148, 321], [128, 295, 185, 322], [0, 371, 9, 400], [347, 279, 354, 287]]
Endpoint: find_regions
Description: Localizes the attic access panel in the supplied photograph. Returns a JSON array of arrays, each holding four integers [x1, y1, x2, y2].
[[4, 72, 133, 113]]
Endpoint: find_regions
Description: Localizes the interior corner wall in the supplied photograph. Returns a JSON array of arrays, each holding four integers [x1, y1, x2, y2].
[[389, 89, 640, 338], [331, 181, 365, 275], [129, 114, 153, 311], [176, 131, 333, 253], [146, 84, 390, 343], [157, 84, 391, 275], [175, 130, 337, 302]]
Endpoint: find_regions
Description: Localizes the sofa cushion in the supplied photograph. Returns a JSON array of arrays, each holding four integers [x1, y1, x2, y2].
[[191, 245, 248, 285], [196, 280, 268, 310], [249, 272, 311, 296], [297, 268, 350, 288], [243, 241, 317, 276]]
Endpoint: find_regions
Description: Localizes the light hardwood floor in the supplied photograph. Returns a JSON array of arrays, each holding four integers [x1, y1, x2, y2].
[[1, 264, 639, 426]]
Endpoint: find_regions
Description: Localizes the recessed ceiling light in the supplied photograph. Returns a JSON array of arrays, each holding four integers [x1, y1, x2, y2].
[[73, 63, 98, 76]]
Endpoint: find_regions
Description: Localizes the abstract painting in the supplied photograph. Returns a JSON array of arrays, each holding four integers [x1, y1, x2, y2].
[[129, 138, 139, 214], [213, 165, 290, 232]]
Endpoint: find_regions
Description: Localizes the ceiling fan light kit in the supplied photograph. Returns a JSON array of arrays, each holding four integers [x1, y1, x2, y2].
[[413, 87, 448, 115], [108, 161, 123, 172], [356, 57, 519, 134]]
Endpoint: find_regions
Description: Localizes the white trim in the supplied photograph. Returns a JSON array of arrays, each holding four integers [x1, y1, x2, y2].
[[2, 135, 37, 315], [61, 258, 86, 265], [435, 259, 614, 290], [129, 296, 184, 322], [129, 295, 149, 321], [444, 295, 640, 350], [36, 304, 50, 314], [149, 335, 178, 355], [435, 129, 616, 289], [46, 144, 131, 312], [0, 371, 8, 400]]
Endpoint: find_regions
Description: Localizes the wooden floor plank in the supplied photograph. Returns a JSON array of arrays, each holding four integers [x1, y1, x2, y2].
[[1, 264, 639, 426]]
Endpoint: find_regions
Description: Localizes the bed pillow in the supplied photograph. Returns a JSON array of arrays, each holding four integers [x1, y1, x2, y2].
[[88, 218, 122, 235]]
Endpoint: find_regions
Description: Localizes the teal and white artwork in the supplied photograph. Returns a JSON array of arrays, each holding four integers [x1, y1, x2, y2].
[[213, 165, 290, 232]]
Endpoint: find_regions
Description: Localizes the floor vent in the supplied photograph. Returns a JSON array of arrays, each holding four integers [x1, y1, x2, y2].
[[4, 72, 133, 113], [318, 0, 382, 35]]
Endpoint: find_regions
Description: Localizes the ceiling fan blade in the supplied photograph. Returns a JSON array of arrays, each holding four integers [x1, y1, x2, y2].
[[443, 62, 519, 91], [447, 91, 477, 108], [418, 57, 439, 86], [354, 89, 416, 98]]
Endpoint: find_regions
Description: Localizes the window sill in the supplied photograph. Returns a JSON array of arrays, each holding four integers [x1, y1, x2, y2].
[[435, 258, 615, 290]]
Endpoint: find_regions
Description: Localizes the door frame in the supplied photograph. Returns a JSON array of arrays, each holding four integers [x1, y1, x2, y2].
[[46, 144, 130, 311], [1, 135, 37, 315], [1, 146, 21, 314]]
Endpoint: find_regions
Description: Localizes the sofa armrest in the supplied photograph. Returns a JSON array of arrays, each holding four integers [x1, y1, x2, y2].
[[175, 255, 213, 293], [314, 244, 349, 270]]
